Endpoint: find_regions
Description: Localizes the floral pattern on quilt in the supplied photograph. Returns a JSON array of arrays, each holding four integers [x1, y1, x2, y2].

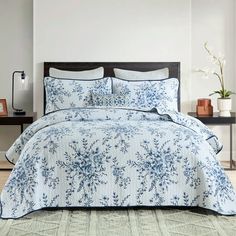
[[1, 107, 236, 219], [44, 77, 112, 114], [112, 78, 179, 111]]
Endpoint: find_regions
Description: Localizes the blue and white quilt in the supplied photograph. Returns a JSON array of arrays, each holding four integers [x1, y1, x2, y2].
[[1, 107, 236, 218]]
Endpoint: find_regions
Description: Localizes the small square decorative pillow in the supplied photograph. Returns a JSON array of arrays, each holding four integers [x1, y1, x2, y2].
[[112, 78, 179, 111], [44, 77, 112, 114], [92, 93, 130, 107]]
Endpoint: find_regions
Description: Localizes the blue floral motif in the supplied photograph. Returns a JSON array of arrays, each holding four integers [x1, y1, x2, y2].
[[44, 77, 112, 113], [44, 77, 71, 112], [111, 157, 131, 189], [3, 152, 41, 216], [171, 195, 180, 206], [1, 107, 236, 219], [41, 193, 59, 207], [101, 123, 139, 153], [56, 139, 110, 206], [41, 158, 59, 189], [182, 158, 201, 189], [70, 80, 83, 99], [128, 139, 182, 204], [112, 78, 179, 111], [198, 155, 235, 205], [100, 192, 131, 206], [42, 126, 71, 154]]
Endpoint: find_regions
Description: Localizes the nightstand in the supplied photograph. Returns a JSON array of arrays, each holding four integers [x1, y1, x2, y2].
[[188, 112, 236, 170], [0, 112, 37, 170]]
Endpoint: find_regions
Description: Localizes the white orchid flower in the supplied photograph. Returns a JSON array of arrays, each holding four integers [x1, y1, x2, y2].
[[194, 42, 234, 98]]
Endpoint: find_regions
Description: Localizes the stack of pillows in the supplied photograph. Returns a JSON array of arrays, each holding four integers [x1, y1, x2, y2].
[[44, 67, 179, 114]]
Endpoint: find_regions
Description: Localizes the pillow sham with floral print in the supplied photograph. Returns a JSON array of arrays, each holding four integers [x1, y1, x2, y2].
[[112, 77, 179, 111], [44, 77, 112, 114], [92, 93, 130, 107]]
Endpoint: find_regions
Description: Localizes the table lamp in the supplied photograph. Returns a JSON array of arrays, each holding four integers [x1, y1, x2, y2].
[[12, 71, 27, 115]]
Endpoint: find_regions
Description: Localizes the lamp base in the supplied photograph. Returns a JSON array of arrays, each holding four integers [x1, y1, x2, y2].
[[13, 110, 26, 116]]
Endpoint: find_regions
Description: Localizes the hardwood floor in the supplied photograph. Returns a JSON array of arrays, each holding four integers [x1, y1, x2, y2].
[[0, 171, 11, 191], [0, 160, 14, 169], [0, 161, 14, 191]]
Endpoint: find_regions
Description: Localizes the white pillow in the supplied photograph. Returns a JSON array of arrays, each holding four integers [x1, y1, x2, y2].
[[114, 68, 169, 80], [49, 67, 104, 79]]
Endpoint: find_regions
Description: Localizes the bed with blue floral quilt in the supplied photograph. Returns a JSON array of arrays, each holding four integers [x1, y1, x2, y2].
[[1, 106, 236, 219]]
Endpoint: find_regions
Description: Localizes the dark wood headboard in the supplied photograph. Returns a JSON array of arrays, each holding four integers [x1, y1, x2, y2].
[[44, 62, 181, 112]]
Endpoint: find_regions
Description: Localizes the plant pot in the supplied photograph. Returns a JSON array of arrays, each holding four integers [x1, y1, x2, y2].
[[217, 98, 232, 117]]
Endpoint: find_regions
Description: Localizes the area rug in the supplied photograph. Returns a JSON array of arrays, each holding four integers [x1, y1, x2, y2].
[[1, 208, 236, 236]]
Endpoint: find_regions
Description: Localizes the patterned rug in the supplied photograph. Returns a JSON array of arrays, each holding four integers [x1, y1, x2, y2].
[[1, 208, 236, 236]]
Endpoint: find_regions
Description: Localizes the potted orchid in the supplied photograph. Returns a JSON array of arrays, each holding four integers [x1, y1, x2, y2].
[[196, 42, 235, 117]]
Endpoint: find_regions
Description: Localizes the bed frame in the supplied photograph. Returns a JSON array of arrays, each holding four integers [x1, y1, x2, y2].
[[44, 62, 181, 113]]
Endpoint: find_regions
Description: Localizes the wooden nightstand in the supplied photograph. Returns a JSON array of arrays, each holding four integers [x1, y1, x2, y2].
[[188, 112, 236, 170], [0, 112, 37, 170]]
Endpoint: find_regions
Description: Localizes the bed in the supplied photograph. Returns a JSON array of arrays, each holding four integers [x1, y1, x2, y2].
[[1, 62, 236, 219]]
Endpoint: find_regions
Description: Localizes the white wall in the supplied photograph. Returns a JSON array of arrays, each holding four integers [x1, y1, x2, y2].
[[0, 0, 33, 159], [34, 0, 192, 116], [191, 0, 235, 160], [191, 0, 235, 110]]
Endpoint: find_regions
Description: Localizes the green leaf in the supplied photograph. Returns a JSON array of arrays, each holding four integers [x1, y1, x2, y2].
[[209, 91, 221, 96], [209, 89, 235, 98], [222, 90, 235, 98]]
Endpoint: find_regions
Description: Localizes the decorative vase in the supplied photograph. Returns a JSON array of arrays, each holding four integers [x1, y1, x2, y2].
[[217, 98, 232, 117], [196, 98, 213, 116]]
